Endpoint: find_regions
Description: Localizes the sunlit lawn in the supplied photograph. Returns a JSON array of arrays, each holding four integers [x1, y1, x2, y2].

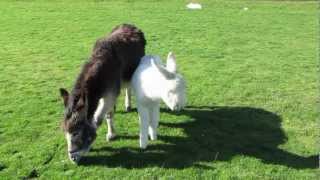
[[0, 0, 318, 179]]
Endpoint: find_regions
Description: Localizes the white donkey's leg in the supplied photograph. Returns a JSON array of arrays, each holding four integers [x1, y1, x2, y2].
[[125, 87, 131, 112], [137, 104, 150, 149], [149, 103, 159, 141]]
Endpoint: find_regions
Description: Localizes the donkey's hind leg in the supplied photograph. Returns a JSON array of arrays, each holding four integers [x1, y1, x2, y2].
[[148, 104, 159, 141], [125, 87, 132, 112]]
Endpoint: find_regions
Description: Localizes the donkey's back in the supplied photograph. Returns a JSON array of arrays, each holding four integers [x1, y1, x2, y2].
[[91, 24, 146, 84]]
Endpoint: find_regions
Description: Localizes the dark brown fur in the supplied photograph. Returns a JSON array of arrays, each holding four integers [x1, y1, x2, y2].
[[60, 24, 146, 153]]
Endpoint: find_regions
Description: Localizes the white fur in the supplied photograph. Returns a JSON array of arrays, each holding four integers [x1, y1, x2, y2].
[[93, 98, 106, 128], [125, 87, 131, 111], [105, 112, 116, 141], [65, 133, 72, 152], [93, 93, 117, 141], [130, 52, 186, 149], [66, 132, 81, 163]]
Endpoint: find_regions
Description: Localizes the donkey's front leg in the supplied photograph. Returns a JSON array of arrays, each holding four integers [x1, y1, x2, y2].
[[102, 93, 117, 142], [106, 109, 116, 141], [93, 98, 108, 128], [137, 104, 150, 149]]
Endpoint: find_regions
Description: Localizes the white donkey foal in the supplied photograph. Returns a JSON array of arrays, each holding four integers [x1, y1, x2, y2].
[[130, 52, 186, 149]]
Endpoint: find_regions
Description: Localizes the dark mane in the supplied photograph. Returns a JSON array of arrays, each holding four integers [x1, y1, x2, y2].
[[67, 24, 146, 124]]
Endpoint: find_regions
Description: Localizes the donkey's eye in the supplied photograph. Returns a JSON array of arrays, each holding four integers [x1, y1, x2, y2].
[[72, 132, 80, 137], [65, 109, 72, 119], [66, 113, 71, 119]]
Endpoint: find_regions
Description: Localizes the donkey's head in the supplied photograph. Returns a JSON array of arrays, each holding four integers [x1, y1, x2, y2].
[[59, 88, 97, 163], [152, 52, 186, 111]]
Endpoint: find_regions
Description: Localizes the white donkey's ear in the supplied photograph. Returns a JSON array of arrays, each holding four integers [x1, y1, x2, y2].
[[166, 52, 177, 73], [151, 57, 175, 79]]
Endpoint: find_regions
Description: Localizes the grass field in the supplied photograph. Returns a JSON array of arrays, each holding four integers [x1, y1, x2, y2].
[[0, 0, 318, 179]]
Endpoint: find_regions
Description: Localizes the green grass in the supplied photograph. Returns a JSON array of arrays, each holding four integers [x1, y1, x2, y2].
[[0, 0, 318, 179]]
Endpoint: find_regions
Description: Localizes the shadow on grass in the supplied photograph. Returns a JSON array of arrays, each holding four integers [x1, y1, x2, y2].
[[80, 106, 317, 169]]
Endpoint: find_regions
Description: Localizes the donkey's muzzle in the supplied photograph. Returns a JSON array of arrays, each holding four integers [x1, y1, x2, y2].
[[69, 152, 81, 163]]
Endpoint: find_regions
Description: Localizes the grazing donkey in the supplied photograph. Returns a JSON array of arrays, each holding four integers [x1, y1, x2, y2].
[[130, 52, 186, 149], [59, 24, 146, 163]]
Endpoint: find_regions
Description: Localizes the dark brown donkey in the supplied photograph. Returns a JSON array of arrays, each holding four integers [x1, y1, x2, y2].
[[59, 24, 146, 163]]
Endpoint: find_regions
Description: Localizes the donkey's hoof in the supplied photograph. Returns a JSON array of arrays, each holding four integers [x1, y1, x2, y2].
[[106, 133, 116, 142], [140, 144, 147, 150], [149, 134, 157, 141], [125, 106, 131, 112], [139, 140, 148, 149]]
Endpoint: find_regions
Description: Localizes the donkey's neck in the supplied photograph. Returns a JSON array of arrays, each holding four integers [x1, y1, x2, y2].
[[72, 60, 105, 121]]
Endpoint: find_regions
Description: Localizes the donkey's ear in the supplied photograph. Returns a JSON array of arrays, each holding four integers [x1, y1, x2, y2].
[[151, 57, 175, 79], [166, 52, 177, 73], [59, 88, 69, 107]]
